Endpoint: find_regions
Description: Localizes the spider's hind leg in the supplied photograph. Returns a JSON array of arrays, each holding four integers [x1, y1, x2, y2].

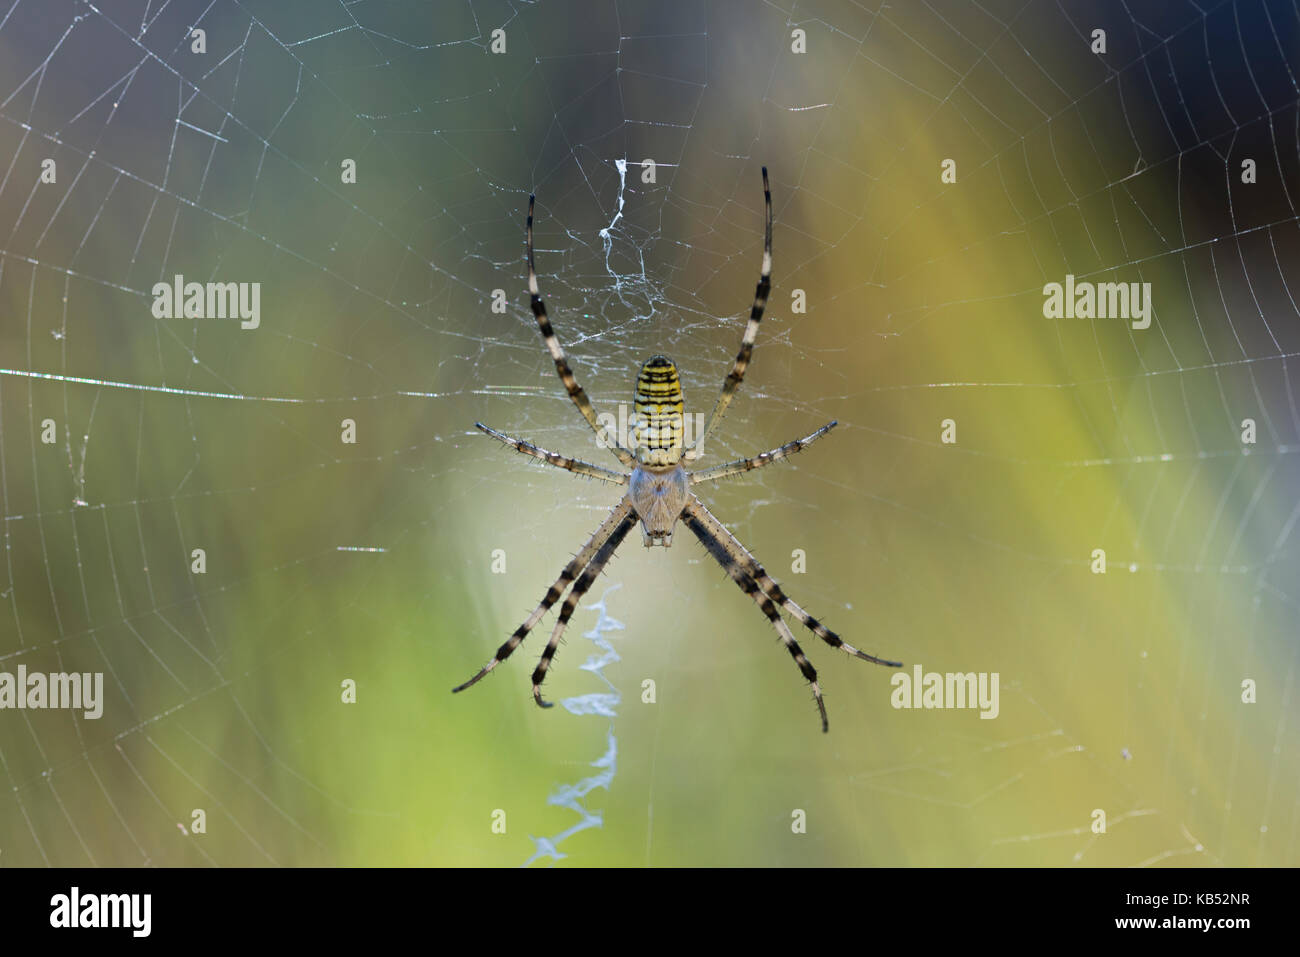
[[686, 166, 773, 460], [525, 195, 636, 468]]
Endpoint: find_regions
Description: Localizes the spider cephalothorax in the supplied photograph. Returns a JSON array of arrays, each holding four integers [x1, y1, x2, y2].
[[627, 461, 689, 547], [453, 167, 902, 731]]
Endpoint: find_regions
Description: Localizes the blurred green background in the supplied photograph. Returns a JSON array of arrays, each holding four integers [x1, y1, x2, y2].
[[0, 0, 1297, 866]]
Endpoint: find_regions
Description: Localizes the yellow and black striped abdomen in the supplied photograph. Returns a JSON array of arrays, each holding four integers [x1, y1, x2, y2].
[[633, 355, 685, 466]]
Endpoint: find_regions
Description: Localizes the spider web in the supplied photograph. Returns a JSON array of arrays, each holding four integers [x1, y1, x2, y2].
[[0, 0, 1297, 867]]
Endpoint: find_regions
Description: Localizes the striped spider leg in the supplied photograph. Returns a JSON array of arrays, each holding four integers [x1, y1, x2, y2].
[[452, 501, 635, 696], [683, 167, 774, 462], [474, 423, 628, 486], [680, 495, 902, 732], [525, 193, 635, 468], [689, 420, 838, 485], [454, 167, 902, 730]]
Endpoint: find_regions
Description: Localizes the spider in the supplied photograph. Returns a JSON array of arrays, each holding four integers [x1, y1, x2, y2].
[[453, 167, 901, 732]]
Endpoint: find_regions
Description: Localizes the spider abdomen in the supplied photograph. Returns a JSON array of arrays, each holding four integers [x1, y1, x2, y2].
[[632, 354, 685, 466]]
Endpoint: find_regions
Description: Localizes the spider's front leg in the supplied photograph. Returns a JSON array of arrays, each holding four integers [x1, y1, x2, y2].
[[686, 507, 830, 730], [685, 496, 901, 667], [681, 496, 901, 731], [453, 501, 634, 694]]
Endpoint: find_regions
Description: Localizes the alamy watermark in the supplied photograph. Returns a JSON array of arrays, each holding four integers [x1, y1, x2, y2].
[[890, 664, 999, 719], [151, 274, 260, 329], [1043, 274, 1152, 329], [594, 403, 707, 455], [50, 887, 150, 937], [0, 667, 103, 719]]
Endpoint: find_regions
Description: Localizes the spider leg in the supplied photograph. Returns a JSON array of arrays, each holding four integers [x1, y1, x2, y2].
[[685, 496, 902, 668], [452, 500, 634, 693], [686, 167, 772, 461], [476, 423, 629, 485], [531, 510, 637, 708], [682, 501, 830, 732], [526, 195, 636, 468], [690, 421, 837, 485]]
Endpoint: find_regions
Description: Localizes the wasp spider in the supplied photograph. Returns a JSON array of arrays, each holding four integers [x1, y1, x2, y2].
[[454, 168, 901, 732]]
